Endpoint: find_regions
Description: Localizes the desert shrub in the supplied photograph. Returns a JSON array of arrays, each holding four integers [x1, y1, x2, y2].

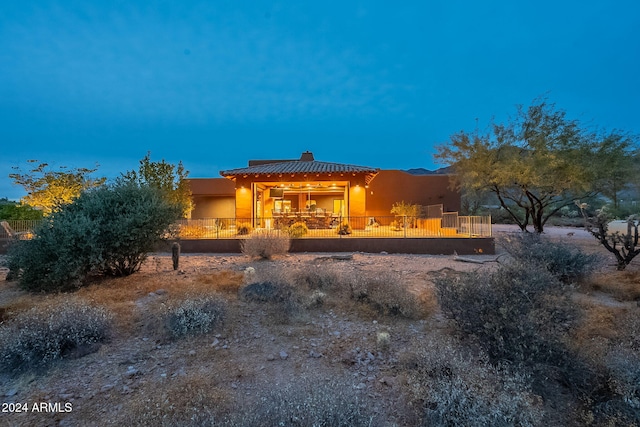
[[292, 265, 342, 290], [434, 263, 576, 367], [239, 281, 302, 322], [337, 221, 352, 235], [240, 281, 295, 303], [287, 221, 308, 238], [348, 272, 424, 319], [306, 289, 327, 307], [235, 222, 253, 235], [179, 223, 208, 238], [376, 331, 391, 351], [389, 220, 403, 231], [223, 376, 376, 427], [605, 347, 640, 411], [0, 299, 112, 372], [240, 229, 290, 259], [404, 337, 544, 426], [391, 201, 420, 228], [214, 218, 229, 230], [588, 347, 640, 427], [112, 375, 230, 427], [165, 295, 226, 338], [499, 233, 597, 283], [7, 183, 181, 292]]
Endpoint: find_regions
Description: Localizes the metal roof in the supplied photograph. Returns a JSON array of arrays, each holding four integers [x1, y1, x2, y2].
[[220, 160, 379, 177]]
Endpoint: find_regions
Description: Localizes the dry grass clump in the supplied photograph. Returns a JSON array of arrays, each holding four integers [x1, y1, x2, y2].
[[617, 308, 640, 351], [223, 376, 377, 426], [178, 223, 208, 238], [291, 264, 343, 290], [240, 229, 291, 259], [585, 345, 640, 427], [239, 281, 302, 323], [108, 375, 231, 427], [0, 298, 112, 373], [347, 271, 426, 319], [164, 295, 226, 338], [195, 270, 244, 294], [574, 305, 622, 341], [258, 265, 428, 319], [0, 293, 42, 323], [115, 374, 378, 426], [435, 262, 576, 367], [235, 222, 253, 235], [499, 233, 597, 283], [403, 336, 544, 426], [605, 346, 640, 411], [570, 305, 624, 362], [583, 270, 640, 302]]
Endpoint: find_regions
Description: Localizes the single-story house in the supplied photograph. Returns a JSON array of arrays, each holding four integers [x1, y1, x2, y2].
[[188, 151, 460, 229]]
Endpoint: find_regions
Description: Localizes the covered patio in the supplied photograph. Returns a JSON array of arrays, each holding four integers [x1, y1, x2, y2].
[[220, 151, 379, 229]]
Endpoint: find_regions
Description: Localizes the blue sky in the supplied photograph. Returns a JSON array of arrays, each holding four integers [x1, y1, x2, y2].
[[1, 1, 638, 200]]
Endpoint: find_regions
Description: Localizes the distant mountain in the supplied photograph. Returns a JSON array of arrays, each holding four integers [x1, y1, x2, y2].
[[405, 166, 453, 175]]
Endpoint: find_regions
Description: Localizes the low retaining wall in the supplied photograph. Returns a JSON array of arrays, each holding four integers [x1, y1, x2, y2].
[[2, 237, 495, 256], [173, 237, 494, 255]]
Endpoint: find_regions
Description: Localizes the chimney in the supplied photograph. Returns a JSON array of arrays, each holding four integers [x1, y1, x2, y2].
[[300, 151, 314, 161]]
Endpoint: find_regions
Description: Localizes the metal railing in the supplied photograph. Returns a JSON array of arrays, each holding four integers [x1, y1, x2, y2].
[[0, 220, 42, 239], [0, 215, 492, 240], [458, 215, 493, 237], [175, 215, 492, 239]]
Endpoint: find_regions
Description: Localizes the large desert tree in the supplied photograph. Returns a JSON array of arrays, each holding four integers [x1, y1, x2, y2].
[[9, 161, 106, 215], [591, 132, 639, 209], [119, 152, 193, 217], [436, 99, 630, 233]]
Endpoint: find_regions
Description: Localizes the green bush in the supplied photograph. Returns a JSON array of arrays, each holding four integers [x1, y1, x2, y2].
[[434, 263, 576, 366], [287, 221, 308, 238], [7, 183, 181, 291], [499, 233, 596, 283], [0, 201, 43, 220], [165, 296, 226, 338], [0, 299, 112, 372]]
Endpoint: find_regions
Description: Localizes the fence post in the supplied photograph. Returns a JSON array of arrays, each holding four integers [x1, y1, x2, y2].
[[403, 215, 407, 238], [489, 215, 492, 237]]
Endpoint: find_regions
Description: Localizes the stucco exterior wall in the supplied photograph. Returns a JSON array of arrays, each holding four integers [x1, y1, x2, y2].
[[188, 178, 235, 196], [235, 187, 252, 219], [191, 196, 235, 218], [366, 171, 460, 220], [187, 170, 461, 224]]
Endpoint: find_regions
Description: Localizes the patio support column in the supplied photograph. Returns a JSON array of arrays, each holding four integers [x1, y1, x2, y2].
[[349, 184, 366, 229], [235, 184, 252, 222]]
